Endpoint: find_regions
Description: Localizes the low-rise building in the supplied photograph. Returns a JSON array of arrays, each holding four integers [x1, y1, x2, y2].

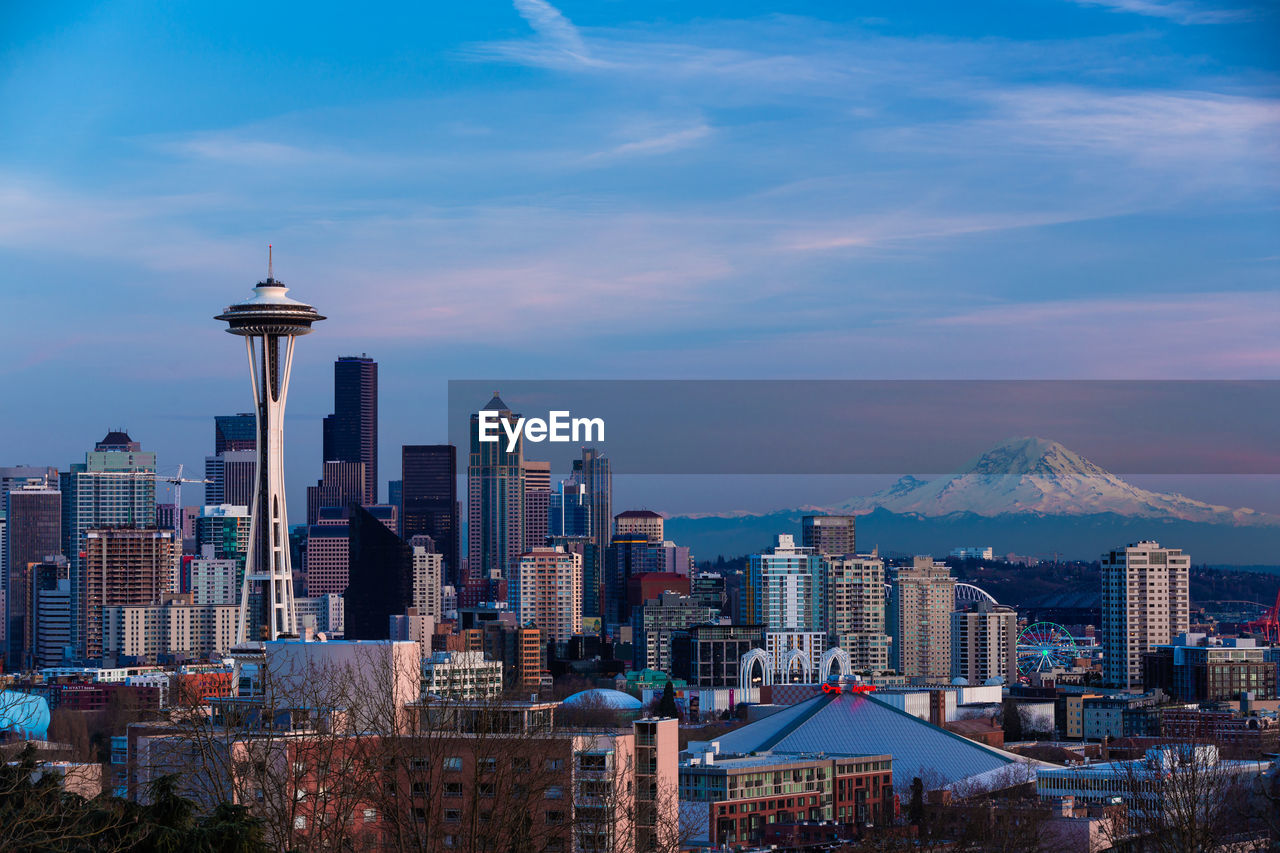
[[1142, 634, 1277, 703], [671, 624, 765, 688], [102, 597, 237, 665], [420, 650, 503, 700], [1081, 691, 1166, 741], [679, 750, 894, 847], [1036, 745, 1267, 825]]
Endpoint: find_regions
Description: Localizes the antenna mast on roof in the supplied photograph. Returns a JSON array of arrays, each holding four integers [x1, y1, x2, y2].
[[268, 244, 273, 281]]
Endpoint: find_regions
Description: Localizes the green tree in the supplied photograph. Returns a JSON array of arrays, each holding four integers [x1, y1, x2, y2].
[[908, 776, 926, 828], [1001, 699, 1025, 742], [657, 681, 679, 718]]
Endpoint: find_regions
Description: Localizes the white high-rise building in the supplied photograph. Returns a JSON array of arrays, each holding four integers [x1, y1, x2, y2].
[[517, 547, 582, 642], [950, 600, 1018, 685], [746, 534, 824, 632], [410, 535, 443, 622], [1102, 540, 1190, 689], [189, 546, 238, 606]]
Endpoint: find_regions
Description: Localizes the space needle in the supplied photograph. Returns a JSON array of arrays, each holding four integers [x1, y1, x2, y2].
[[216, 248, 324, 651]]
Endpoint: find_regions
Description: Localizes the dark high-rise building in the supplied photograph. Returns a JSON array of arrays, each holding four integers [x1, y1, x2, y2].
[[206, 414, 257, 508], [577, 449, 611, 620], [467, 396, 524, 608], [6, 482, 61, 671], [605, 533, 659, 626], [205, 450, 255, 508], [214, 413, 256, 454], [402, 445, 459, 586], [802, 515, 856, 557], [523, 460, 551, 553], [549, 480, 591, 538], [322, 355, 378, 505], [344, 505, 412, 640], [387, 480, 402, 517], [305, 461, 367, 525]]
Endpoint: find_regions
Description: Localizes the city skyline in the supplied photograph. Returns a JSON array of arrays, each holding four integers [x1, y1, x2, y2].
[[1, 1, 1276, 522]]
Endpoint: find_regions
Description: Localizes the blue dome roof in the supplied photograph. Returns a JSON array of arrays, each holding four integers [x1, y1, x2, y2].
[[562, 689, 643, 711], [0, 691, 50, 740]]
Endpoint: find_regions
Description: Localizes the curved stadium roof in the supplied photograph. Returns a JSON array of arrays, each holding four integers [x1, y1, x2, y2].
[[704, 690, 1039, 789]]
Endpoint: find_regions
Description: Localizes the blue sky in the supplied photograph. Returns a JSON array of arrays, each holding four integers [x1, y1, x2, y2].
[[1, 0, 1277, 517]]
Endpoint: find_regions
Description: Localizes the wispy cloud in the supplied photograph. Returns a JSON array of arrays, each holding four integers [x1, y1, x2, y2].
[[590, 123, 713, 160], [1063, 0, 1258, 25], [509, 0, 603, 67]]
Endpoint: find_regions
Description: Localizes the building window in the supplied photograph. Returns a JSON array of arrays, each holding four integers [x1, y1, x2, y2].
[[444, 782, 463, 797], [445, 756, 463, 771], [546, 810, 565, 825], [363, 808, 377, 823], [445, 809, 461, 823]]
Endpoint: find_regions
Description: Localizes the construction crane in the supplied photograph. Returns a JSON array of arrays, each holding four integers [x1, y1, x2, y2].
[[158, 464, 211, 542], [1246, 589, 1280, 643]]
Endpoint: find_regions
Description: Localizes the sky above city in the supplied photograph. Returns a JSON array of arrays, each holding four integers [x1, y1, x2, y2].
[[1, 1, 1277, 519]]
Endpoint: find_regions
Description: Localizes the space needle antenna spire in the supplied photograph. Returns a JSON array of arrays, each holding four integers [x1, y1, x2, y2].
[[268, 244, 273, 281]]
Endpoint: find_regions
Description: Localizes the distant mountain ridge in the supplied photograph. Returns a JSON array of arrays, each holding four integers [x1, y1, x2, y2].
[[664, 436, 1280, 562], [834, 437, 1278, 526]]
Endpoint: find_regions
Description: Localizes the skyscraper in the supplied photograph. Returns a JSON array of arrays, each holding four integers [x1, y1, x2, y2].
[[1, 466, 59, 616], [214, 413, 256, 454], [322, 355, 378, 505], [81, 527, 177, 662], [578, 448, 612, 612], [950, 600, 1018, 685], [205, 414, 256, 508], [615, 509, 664, 543], [467, 394, 524, 607], [61, 431, 156, 656], [745, 534, 824, 632], [402, 445, 459, 585], [523, 460, 551, 553], [345, 505, 413, 640], [888, 557, 956, 680], [1102, 540, 1190, 689], [822, 555, 889, 672], [801, 515, 856, 557], [305, 460, 367, 525], [516, 547, 582, 643], [548, 479, 591, 538], [410, 535, 444, 624], [5, 481, 61, 670], [216, 256, 324, 643]]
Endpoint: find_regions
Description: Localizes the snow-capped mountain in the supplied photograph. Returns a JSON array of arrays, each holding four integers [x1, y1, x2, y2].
[[835, 437, 1277, 526]]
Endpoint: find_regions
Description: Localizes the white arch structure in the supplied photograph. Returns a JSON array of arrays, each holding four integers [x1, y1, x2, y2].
[[779, 648, 812, 683], [955, 582, 998, 607], [739, 648, 773, 692], [819, 647, 851, 683]]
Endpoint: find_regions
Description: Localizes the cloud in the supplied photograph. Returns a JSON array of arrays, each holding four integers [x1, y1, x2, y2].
[[1062, 0, 1258, 24], [509, 0, 600, 67], [591, 124, 713, 159]]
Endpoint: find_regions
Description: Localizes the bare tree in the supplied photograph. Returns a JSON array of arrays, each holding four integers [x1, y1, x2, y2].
[[1100, 743, 1271, 853]]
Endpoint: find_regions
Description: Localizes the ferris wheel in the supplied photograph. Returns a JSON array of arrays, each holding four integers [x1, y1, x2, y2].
[[1017, 622, 1079, 675]]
